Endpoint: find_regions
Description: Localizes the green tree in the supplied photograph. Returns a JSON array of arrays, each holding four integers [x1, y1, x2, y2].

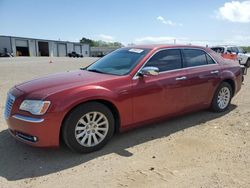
[[80, 37, 123, 47], [80, 37, 95, 46], [242, 46, 250, 53]]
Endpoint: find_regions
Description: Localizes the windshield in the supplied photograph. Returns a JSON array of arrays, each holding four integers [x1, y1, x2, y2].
[[86, 48, 150, 76]]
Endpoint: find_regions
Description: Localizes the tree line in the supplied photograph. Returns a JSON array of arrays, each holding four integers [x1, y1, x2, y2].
[[80, 37, 123, 47], [242, 46, 250, 52]]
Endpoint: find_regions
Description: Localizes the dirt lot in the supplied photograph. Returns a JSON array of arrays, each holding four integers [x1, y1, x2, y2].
[[0, 57, 249, 188]]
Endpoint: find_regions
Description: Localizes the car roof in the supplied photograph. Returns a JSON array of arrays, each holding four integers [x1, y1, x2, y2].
[[126, 44, 208, 50]]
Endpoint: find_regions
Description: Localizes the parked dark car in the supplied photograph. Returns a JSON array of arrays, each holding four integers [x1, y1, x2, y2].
[[68, 51, 83, 58], [5, 45, 244, 153], [0, 52, 13, 57]]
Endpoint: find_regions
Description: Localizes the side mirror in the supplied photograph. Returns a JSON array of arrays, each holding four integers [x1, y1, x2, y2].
[[243, 50, 247, 54], [139, 67, 159, 76]]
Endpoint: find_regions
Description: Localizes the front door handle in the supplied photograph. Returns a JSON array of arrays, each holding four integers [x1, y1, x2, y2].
[[176, 76, 187, 81], [211, 70, 219, 74]]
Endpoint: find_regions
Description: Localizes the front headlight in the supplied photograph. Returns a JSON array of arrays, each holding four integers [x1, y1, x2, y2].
[[19, 100, 51, 115]]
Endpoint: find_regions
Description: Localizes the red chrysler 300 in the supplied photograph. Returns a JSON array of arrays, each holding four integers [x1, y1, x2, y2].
[[4, 45, 243, 153]]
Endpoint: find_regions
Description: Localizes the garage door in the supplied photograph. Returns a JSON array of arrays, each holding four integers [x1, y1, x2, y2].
[[74, 45, 81, 54], [58, 43, 67, 57], [15, 39, 28, 47], [16, 39, 29, 56]]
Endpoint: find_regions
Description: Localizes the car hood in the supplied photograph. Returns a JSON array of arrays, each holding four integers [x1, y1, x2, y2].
[[15, 70, 118, 99]]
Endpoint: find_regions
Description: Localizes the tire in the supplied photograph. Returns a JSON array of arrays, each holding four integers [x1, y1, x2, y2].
[[62, 102, 115, 153], [210, 82, 233, 112]]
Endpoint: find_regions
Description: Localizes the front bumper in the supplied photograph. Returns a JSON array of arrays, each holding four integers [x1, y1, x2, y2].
[[6, 113, 62, 148]]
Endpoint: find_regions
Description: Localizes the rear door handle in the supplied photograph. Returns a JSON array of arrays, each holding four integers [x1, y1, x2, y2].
[[175, 76, 187, 81], [211, 70, 219, 74]]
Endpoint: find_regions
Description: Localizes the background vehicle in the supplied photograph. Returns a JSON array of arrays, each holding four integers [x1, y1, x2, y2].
[[0, 49, 13, 57], [5, 45, 243, 153], [68, 51, 83, 58], [211, 45, 250, 68]]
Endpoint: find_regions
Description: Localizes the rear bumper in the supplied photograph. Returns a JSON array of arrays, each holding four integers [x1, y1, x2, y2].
[[6, 113, 62, 148]]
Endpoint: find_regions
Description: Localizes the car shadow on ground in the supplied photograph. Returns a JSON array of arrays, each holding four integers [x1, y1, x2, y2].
[[0, 105, 237, 181]]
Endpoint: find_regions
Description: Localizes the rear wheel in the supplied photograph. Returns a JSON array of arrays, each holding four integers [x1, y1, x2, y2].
[[62, 102, 115, 153], [211, 82, 232, 112]]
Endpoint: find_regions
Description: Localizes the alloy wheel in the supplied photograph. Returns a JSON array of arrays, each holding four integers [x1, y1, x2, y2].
[[217, 87, 231, 109], [75, 111, 109, 147]]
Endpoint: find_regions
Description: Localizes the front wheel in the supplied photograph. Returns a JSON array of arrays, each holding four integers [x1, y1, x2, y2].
[[210, 82, 232, 112], [62, 102, 115, 153]]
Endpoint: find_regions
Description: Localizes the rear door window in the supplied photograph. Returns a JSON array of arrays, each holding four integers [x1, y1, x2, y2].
[[182, 49, 207, 67]]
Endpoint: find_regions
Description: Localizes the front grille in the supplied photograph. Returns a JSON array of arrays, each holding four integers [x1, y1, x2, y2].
[[4, 93, 15, 119]]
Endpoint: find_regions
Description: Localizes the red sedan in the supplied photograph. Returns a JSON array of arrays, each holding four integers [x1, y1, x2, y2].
[[4, 45, 243, 153]]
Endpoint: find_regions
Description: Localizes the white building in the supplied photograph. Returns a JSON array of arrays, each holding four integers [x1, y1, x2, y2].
[[0, 35, 90, 57]]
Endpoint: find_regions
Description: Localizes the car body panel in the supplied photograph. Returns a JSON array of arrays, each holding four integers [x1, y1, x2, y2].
[[184, 64, 221, 108], [131, 69, 189, 124]]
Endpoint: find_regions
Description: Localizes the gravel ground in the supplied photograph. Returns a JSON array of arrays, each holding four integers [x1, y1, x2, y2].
[[0, 57, 249, 188]]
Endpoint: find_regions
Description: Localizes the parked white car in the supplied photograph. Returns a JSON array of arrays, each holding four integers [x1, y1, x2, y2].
[[211, 46, 250, 68]]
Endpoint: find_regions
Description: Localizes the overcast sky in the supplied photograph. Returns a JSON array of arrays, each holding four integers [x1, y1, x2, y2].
[[0, 0, 250, 46]]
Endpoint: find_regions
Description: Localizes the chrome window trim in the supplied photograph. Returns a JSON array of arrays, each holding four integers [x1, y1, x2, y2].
[[132, 47, 219, 80], [12, 114, 44, 123]]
